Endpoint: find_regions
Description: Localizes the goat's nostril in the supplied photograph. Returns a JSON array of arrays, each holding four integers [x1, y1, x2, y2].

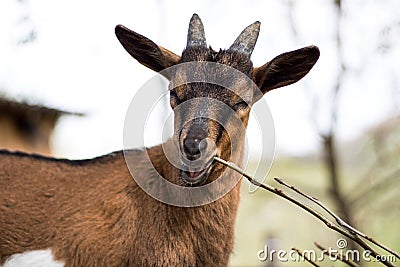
[[198, 139, 207, 152]]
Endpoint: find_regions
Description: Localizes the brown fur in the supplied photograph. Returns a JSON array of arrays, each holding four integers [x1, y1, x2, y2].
[[0, 15, 319, 267], [0, 145, 242, 266]]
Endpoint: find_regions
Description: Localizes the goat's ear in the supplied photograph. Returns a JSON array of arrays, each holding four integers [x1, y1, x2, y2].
[[252, 46, 320, 95], [115, 25, 180, 73]]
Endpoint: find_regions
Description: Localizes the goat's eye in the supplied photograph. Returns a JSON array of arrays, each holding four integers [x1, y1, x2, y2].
[[232, 101, 249, 112], [170, 90, 178, 100]]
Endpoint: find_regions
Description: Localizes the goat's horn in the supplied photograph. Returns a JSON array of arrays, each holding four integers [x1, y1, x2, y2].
[[229, 21, 260, 57], [187, 14, 207, 48]]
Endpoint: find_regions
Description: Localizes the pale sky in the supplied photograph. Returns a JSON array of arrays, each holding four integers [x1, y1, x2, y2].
[[0, 0, 398, 159]]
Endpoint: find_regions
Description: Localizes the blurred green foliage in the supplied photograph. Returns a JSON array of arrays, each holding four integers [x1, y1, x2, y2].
[[230, 118, 400, 266]]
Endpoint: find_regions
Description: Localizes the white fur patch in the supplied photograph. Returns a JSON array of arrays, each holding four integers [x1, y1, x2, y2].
[[2, 249, 64, 267]]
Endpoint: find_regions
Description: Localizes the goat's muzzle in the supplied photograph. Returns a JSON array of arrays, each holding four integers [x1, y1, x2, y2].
[[179, 128, 217, 186]]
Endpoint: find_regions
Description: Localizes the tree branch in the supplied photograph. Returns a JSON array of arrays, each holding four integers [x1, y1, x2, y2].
[[213, 156, 399, 267], [275, 176, 400, 262]]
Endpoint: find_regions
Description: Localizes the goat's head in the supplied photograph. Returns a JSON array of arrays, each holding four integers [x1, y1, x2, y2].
[[116, 14, 319, 186]]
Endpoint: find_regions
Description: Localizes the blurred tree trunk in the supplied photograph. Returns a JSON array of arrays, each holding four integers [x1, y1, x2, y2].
[[323, 134, 355, 231]]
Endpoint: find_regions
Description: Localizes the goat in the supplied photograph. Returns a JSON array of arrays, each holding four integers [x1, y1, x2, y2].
[[0, 14, 319, 266]]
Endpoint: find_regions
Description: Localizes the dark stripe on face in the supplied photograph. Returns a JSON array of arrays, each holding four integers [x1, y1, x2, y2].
[[178, 100, 202, 146], [178, 111, 185, 141], [215, 113, 229, 145]]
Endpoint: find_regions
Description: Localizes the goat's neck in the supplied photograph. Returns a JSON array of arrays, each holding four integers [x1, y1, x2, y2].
[[133, 138, 245, 265]]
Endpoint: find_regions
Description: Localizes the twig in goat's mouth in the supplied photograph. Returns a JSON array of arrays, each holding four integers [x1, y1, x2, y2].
[[213, 156, 268, 189]]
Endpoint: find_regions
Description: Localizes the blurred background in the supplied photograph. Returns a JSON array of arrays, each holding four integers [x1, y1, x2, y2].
[[0, 0, 399, 266]]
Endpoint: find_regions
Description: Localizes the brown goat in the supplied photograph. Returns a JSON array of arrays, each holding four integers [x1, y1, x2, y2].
[[0, 14, 319, 266]]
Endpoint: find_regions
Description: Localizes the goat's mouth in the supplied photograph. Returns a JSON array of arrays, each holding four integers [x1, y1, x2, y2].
[[179, 157, 215, 186]]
